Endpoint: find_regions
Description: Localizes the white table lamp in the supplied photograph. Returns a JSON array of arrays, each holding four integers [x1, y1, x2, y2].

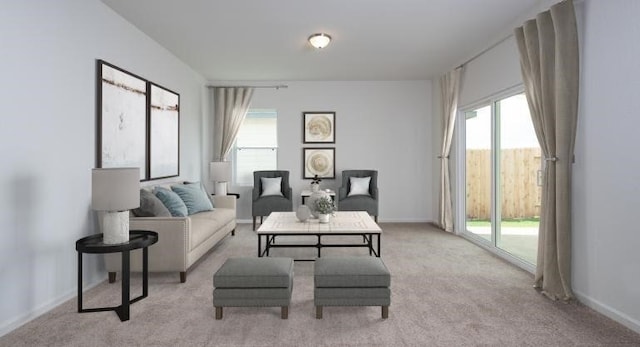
[[92, 168, 140, 244], [210, 161, 231, 196]]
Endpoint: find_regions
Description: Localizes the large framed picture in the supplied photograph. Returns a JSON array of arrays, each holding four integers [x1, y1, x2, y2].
[[149, 83, 180, 179], [303, 148, 335, 179], [303, 111, 335, 143], [97, 60, 148, 180]]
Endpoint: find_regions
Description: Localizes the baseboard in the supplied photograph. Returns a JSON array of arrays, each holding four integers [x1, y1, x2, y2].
[[574, 290, 640, 334], [0, 275, 106, 338]]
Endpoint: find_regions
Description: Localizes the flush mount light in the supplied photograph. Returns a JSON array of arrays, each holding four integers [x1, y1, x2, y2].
[[308, 33, 332, 49]]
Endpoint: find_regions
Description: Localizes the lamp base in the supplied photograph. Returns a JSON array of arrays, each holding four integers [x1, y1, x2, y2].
[[214, 182, 228, 196], [101, 211, 130, 244]]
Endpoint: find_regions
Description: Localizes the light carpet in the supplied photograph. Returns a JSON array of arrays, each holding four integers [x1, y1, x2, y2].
[[1, 223, 639, 347]]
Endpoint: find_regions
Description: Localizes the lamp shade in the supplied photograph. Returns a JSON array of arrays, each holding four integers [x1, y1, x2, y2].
[[91, 168, 140, 211], [210, 161, 231, 182], [308, 33, 331, 49]]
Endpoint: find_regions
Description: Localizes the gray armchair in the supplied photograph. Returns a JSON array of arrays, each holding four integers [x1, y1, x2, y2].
[[252, 170, 293, 230], [338, 170, 379, 222]]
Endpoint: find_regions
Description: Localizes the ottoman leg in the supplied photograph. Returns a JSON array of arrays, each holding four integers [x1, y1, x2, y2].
[[316, 306, 323, 319], [215, 307, 223, 320], [382, 306, 389, 319], [281, 306, 288, 319]]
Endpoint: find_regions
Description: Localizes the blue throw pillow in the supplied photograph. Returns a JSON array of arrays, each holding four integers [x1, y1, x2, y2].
[[185, 181, 215, 208], [154, 187, 188, 217], [172, 183, 214, 215]]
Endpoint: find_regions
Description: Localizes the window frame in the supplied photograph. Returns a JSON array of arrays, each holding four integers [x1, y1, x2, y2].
[[231, 109, 278, 187]]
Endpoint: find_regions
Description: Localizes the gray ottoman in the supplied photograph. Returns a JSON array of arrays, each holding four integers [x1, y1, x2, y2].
[[314, 256, 391, 319], [213, 257, 293, 319]]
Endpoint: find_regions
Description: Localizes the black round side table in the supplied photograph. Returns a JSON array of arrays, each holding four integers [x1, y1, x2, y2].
[[76, 230, 158, 321]]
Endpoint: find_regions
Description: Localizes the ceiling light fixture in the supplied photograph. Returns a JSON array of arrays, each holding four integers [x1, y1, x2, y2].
[[308, 33, 331, 49]]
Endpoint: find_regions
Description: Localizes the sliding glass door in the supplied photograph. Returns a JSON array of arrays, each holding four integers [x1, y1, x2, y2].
[[462, 91, 540, 266]]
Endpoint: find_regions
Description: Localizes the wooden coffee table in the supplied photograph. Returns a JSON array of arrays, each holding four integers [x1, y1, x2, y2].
[[256, 211, 382, 260]]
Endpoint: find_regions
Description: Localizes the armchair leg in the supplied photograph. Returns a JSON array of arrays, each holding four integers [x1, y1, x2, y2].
[[253, 217, 256, 231], [375, 216, 378, 223]]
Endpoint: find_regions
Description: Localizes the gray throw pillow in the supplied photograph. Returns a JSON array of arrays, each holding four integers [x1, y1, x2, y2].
[[132, 189, 171, 217], [154, 187, 188, 217]]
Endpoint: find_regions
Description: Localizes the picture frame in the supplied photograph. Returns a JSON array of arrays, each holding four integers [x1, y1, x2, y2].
[[97, 60, 148, 180], [149, 83, 180, 179], [303, 148, 335, 179], [303, 111, 335, 143]]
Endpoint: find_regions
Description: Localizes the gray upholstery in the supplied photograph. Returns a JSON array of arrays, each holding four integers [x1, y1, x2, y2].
[[214, 257, 293, 288], [314, 256, 390, 288], [213, 257, 294, 318], [252, 171, 293, 229], [314, 288, 391, 307], [338, 170, 378, 220], [314, 256, 391, 318]]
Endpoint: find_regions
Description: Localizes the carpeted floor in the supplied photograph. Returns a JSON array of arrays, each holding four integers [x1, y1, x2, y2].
[[2, 223, 639, 347]]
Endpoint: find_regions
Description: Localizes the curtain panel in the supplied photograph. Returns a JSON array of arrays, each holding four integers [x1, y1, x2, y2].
[[514, 0, 579, 301], [212, 87, 254, 161], [439, 67, 463, 232]]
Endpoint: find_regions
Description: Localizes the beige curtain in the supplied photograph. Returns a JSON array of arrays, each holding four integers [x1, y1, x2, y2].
[[514, 0, 579, 300], [439, 67, 463, 232], [212, 87, 254, 161]]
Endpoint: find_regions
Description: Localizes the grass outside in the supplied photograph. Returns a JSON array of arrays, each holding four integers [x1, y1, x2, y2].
[[467, 218, 539, 228]]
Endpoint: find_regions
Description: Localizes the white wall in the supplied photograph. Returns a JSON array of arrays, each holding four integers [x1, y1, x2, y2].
[[223, 81, 434, 223], [572, 0, 640, 332], [448, 0, 640, 333], [0, 0, 206, 336]]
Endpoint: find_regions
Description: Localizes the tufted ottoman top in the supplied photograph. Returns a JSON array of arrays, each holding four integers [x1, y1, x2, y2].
[[214, 257, 293, 288], [314, 256, 390, 288]]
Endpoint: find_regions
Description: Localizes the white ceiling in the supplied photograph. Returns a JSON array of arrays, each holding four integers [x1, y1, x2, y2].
[[101, 0, 541, 81]]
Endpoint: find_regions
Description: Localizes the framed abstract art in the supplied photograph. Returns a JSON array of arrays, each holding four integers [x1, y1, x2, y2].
[[97, 60, 148, 180], [303, 148, 335, 179], [303, 111, 335, 144], [149, 83, 180, 179]]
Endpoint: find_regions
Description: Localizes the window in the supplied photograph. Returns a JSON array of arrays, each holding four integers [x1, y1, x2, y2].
[[233, 109, 278, 186]]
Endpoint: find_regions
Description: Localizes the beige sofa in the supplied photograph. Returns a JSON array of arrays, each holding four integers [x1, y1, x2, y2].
[[105, 184, 236, 283]]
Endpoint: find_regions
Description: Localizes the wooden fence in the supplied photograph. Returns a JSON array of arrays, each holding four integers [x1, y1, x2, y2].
[[466, 147, 541, 220]]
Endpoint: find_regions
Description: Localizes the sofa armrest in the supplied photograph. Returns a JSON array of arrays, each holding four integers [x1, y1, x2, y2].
[[212, 195, 236, 210]]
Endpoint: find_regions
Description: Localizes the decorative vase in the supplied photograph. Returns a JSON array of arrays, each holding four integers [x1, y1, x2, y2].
[[306, 190, 329, 218], [311, 183, 320, 192], [318, 214, 330, 223], [296, 205, 311, 222]]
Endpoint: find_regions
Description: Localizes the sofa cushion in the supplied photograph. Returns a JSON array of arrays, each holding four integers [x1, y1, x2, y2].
[[154, 187, 188, 217], [132, 189, 171, 217], [171, 183, 214, 215], [189, 208, 236, 250]]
